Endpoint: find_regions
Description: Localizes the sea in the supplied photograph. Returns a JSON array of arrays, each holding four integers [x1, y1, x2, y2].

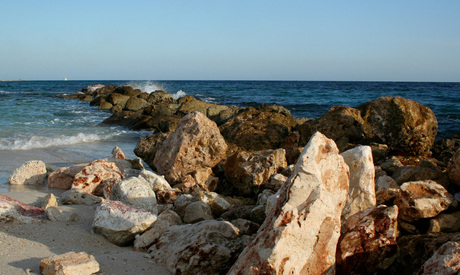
[[1, 80, 459, 189]]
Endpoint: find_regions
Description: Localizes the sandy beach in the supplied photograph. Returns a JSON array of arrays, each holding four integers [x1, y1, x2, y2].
[[0, 187, 169, 274]]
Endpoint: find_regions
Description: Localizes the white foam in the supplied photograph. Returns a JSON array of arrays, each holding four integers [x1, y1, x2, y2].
[[0, 132, 123, 150], [128, 81, 165, 94], [172, 90, 187, 100]]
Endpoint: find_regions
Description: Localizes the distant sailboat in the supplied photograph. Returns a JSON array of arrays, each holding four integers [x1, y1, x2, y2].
[[64, 77, 68, 81]]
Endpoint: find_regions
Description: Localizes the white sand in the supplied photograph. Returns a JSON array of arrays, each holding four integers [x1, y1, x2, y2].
[[0, 188, 169, 275]]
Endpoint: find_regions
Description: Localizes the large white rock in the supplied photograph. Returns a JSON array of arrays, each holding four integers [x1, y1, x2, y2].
[[340, 145, 376, 222], [395, 180, 456, 222], [228, 131, 350, 274], [149, 220, 249, 274], [92, 200, 157, 246], [111, 177, 158, 214], [8, 160, 47, 185], [153, 111, 227, 187]]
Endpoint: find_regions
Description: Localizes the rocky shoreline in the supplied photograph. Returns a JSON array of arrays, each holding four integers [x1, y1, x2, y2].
[[2, 84, 460, 274]]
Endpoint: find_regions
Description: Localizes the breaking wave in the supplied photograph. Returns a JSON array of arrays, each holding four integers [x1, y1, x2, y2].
[[127, 81, 165, 94], [0, 132, 124, 150]]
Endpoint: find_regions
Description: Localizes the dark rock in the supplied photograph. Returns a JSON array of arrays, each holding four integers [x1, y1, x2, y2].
[[112, 86, 141, 97], [134, 132, 170, 170]]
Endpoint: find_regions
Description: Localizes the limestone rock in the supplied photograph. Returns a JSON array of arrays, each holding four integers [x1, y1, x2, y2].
[[0, 195, 45, 221], [111, 177, 158, 214], [149, 220, 250, 274], [61, 188, 104, 205], [173, 194, 198, 218], [340, 146, 376, 221], [224, 149, 288, 196], [134, 132, 170, 170], [357, 96, 438, 156], [112, 146, 126, 159], [336, 205, 399, 274], [395, 180, 456, 222], [8, 160, 47, 185], [219, 106, 296, 151], [183, 201, 213, 223], [37, 193, 58, 210], [228, 131, 350, 275], [40, 251, 100, 275], [429, 211, 460, 233], [448, 148, 460, 187], [122, 169, 171, 192], [71, 159, 123, 194], [419, 241, 460, 274], [134, 209, 183, 251], [47, 164, 86, 190], [231, 218, 260, 236], [153, 111, 227, 186], [267, 173, 287, 191], [92, 200, 157, 246], [156, 189, 182, 204], [45, 206, 77, 222], [376, 175, 399, 191], [195, 191, 231, 217], [124, 97, 149, 111]]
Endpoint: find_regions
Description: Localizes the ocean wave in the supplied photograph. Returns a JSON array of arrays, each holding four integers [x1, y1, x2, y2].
[[172, 90, 186, 100], [127, 81, 165, 94], [0, 132, 123, 150]]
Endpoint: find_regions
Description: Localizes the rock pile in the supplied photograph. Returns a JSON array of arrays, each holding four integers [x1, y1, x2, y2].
[[3, 84, 459, 274]]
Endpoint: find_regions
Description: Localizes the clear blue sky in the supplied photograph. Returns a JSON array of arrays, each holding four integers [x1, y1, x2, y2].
[[1, 1, 459, 81]]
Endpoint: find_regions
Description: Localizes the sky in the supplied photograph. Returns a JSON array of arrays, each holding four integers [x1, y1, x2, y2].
[[1, 1, 459, 81]]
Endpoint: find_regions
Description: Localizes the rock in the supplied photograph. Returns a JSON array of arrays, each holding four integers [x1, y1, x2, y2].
[[8, 160, 47, 185], [134, 209, 183, 251], [376, 188, 400, 205], [132, 169, 171, 192], [257, 189, 276, 206], [387, 233, 460, 274], [219, 107, 296, 151], [134, 132, 170, 170], [429, 211, 460, 233], [433, 134, 460, 165], [98, 100, 112, 110], [357, 96, 438, 156], [113, 85, 141, 97], [195, 191, 231, 217], [376, 175, 399, 191], [448, 148, 460, 187], [0, 195, 45, 221], [153, 111, 227, 187], [156, 189, 182, 204], [106, 158, 133, 174], [146, 90, 176, 105], [149, 220, 250, 274], [173, 194, 197, 219], [336, 205, 399, 274], [395, 180, 456, 222], [249, 205, 266, 224], [124, 97, 149, 111], [71, 159, 123, 194], [37, 193, 58, 210], [340, 146, 376, 221], [107, 92, 130, 107], [111, 177, 158, 214], [224, 149, 288, 196], [183, 201, 213, 223], [297, 106, 371, 149], [231, 218, 260, 236], [61, 188, 104, 205], [112, 146, 126, 159], [40, 251, 100, 275], [92, 200, 157, 246], [267, 173, 287, 191], [392, 160, 450, 188], [86, 84, 105, 94], [228, 132, 350, 274], [92, 177, 121, 199], [47, 164, 86, 190], [45, 206, 77, 222], [419, 241, 460, 274]]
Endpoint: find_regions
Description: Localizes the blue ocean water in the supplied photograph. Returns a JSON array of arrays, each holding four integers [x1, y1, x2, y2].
[[0, 80, 459, 186]]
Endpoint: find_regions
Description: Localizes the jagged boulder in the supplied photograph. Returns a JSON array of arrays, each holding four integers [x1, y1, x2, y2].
[[418, 241, 460, 274], [340, 146, 376, 222], [336, 205, 399, 274], [228, 132, 350, 274], [134, 132, 170, 170], [71, 159, 123, 194], [357, 96, 438, 156], [153, 111, 227, 187], [148, 220, 250, 274], [8, 160, 47, 185], [224, 149, 288, 196], [92, 200, 157, 246]]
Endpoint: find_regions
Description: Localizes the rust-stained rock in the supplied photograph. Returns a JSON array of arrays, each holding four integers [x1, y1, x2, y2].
[[228, 132, 350, 275], [0, 195, 45, 221], [395, 180, 456, 223], [71, 159, 123, 194], [153, 111, 227, 187], [48, 163, 87, 190], [336, 205, 399, 274], [224, 149, 288, 196]]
